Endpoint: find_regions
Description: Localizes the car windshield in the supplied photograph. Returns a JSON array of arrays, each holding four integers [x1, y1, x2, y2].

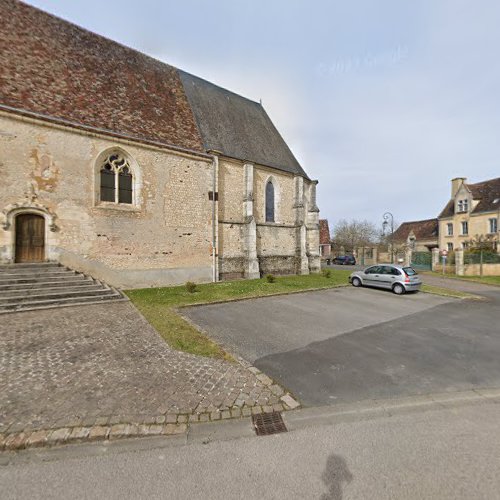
[[403, 267, 417, 276]]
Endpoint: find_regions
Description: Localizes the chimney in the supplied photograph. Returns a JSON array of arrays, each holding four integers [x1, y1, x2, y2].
[[451, 177, 466, 198]]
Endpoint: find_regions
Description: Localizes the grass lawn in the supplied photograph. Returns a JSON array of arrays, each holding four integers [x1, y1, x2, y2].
[[423, 271, 500, 287], [126, 270, 479, 360], [421, 284, 479, 300], [125, 271, 352, 359]]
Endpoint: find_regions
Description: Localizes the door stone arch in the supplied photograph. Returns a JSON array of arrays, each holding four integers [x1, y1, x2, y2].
[[1, 203, 57, 263]]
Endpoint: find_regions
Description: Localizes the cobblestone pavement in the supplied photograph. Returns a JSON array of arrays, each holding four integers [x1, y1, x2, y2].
[[0, 302, 295, 450]]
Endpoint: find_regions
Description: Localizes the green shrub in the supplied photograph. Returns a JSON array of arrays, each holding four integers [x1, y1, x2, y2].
[[322, 269, 332, 278], [185, 281, 197, 293], [265, 274, 276, 283]]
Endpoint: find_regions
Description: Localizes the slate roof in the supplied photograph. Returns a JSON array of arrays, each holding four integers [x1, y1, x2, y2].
[[439, 177, 500, 218], [0, 0, 204, 152], [319, 220, 331, 245], [392, 219, 439, 242], [179, 71, 309, 178], [1, 1, 309, 178]]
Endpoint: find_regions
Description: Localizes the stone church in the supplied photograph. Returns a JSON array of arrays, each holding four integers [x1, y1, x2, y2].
[[0, 0, 320, 288]]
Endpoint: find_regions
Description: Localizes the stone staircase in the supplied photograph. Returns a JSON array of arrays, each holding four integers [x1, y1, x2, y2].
[[0, 262, 126, 314]]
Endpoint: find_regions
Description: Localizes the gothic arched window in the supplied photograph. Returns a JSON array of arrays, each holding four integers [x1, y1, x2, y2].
[[265, 180, 275, 223], [100, 153, 133, 204]]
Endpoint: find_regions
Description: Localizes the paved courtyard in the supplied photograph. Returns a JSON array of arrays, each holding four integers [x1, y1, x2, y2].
[[184, 280, 500, 407], [0, 302, 288, 445]]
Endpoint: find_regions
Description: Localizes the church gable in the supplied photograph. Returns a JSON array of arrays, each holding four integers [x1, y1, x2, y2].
[[179, 71, 309, 178]]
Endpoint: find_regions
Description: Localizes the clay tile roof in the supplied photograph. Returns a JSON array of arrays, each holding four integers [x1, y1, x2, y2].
[[179, 71, 309, 178], [468, 177, 500, 213], [439, 177, 500, 218], [319, 219, 331, 244], [0, 0, 204, 152], [438, 200, 455, 219], [393, 218, 439, 242]]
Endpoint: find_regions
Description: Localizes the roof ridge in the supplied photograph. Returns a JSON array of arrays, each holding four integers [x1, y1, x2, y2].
[[465, 176, 500, 188], [15, 0, 174, 71], [178, 69, 262, 106], [399, 218, 438, 225]]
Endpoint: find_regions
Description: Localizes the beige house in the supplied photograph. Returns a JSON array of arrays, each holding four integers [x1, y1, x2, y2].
[[0, 0, 320, 288], [392, 219, 439, 252], [438, 177, 500, 253]]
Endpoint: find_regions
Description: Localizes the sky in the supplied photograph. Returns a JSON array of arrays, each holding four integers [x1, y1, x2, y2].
[[26, 0, 500, 232]]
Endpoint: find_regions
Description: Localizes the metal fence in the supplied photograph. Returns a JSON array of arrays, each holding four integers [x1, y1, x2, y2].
[[464, 251, 500, 265]]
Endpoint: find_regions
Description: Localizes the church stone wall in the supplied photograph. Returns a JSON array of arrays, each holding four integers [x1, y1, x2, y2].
[[217, 158, 246, 279], [0, 113, 214, 288], [254, 168, 295, 226], [216, 159, 319, 279]]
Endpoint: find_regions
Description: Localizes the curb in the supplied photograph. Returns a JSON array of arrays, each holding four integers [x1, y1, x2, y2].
[[175, 283, 348, 310], [0, 393, 300, 452]]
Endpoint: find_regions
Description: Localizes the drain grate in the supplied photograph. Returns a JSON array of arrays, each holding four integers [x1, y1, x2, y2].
[[252, 411, 288, 436]]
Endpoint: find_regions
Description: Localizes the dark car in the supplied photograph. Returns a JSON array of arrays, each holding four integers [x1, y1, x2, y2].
[[332, 255, 356, 265]]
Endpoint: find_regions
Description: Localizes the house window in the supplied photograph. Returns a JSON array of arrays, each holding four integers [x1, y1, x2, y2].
[[447, 242, 453, 252], [489, 218, 498, 234], [457, 199, 468, 213], [462, 241, 469, 249], [100, 153, 134, 204], [461, 221, 468, 235], [447, 223, 453, 236], [265, 180, 275, 223]]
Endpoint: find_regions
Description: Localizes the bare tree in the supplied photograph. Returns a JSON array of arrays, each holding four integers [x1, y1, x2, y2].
[[332, 219, 378, 253]]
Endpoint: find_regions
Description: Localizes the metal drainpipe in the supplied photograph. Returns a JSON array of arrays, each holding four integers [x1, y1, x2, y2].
[[211, 154, 219, 282]]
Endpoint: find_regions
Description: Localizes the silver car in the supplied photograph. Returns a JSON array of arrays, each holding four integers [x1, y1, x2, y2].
[[349, 264, 422, 295]]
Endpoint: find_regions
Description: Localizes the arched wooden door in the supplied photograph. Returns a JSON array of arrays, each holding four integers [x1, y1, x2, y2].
[[15, 214, 45, 263]]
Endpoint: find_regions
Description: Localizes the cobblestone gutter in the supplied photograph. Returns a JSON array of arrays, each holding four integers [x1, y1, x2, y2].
[[0, 390, 300, 451]]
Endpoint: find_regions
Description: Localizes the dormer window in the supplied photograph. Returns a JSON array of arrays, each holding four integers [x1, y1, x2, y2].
[[457, 199, 468, 213]]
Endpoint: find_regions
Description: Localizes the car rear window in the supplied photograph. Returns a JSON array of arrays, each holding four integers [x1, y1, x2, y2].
[[403, 267, 417, 276]]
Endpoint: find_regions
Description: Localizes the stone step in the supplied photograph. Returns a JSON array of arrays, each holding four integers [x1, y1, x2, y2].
[[0, 278, 94, 291], [0, 267, 72, 277], [0, 263, 125, 313], [0, 287, 117, 305], [0, 262, 61, 271], [0, 272, 85, 285], [0, 291, 125, 314], [0, 283, 105, 298]]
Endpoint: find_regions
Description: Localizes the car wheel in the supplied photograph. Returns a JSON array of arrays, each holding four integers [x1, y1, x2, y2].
[[392, 283, 405, 295], [352, 277, 362, 287]]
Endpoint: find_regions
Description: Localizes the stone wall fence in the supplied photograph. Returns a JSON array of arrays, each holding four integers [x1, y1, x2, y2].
[[432, 248, 500, 276]]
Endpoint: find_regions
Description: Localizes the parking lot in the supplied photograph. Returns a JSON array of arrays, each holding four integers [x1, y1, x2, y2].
[[184, 285, 500, 406]]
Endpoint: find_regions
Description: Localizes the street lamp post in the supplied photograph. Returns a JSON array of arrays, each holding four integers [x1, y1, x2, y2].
[[383, 212, 394, 264]]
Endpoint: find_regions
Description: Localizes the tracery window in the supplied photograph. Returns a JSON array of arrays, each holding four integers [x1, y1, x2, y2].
[[265, 180, 275, 223], [100, 153, 133, 204]]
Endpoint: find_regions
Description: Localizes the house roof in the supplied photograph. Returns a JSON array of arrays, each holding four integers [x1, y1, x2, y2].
[[392, 218, 439, 242], [439, 177, 500, 218], [1, 0, 309, 178], [319, 219, 331, 245], [0, 0, 203, 152], [179, 71, 308, 177]]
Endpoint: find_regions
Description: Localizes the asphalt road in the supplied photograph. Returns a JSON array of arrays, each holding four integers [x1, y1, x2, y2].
[[2, 396, 500, 499], [184, 285, 500, 406]]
